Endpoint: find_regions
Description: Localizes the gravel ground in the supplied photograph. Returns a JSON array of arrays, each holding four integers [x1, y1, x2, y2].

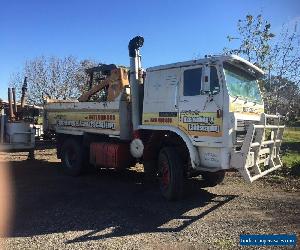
[[0, 146, 299, 250]]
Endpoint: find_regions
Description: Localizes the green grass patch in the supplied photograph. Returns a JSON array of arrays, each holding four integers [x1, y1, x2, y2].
[[281, 152, 300, 176], [279, 128, 300, 177], [283, 129, 300, 143], [282, 152, 300, 166]]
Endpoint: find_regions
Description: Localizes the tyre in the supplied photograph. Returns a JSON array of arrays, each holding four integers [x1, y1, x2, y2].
[[158, 147, 184, 200], [143, 160, 157, 182], [83, 146, 96, 173], [61, 137, 85, 176], [201, 170, 225, 187]]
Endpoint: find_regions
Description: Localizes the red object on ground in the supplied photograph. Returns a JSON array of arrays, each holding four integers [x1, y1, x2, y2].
[[90, 142, 132, 169]]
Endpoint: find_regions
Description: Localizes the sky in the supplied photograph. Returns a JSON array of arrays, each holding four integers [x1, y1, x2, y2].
[[0, 0, 299, 100]]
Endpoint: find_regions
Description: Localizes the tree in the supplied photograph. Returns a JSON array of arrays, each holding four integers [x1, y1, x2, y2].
[[265, 77, 300, 119], [266, 24, 300, 116], [224, 14, 275, 71], [9, 56, 96, 105], [225, 14, 300, 118]]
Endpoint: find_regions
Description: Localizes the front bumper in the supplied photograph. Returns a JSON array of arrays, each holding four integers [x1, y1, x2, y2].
[[230, 114, 285, 182]]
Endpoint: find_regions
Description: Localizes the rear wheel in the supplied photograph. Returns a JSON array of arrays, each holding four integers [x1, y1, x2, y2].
[[201, 170, 225, 187], [158, 147, 184, 200], [61, 137, 85, 176]]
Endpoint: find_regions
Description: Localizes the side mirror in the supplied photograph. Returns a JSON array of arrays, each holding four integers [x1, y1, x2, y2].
[[201, 65, 220, 95], [202, 65, 210, 92]]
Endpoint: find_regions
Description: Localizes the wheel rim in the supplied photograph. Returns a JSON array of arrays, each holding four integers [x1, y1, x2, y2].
[[160, 156, 170, 189], [65, 147, 77, 168]]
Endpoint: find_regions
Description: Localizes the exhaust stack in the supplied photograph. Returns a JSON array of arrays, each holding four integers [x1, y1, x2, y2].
[[128, 36, 144, 131], [12, 88, 18, 116], [8, 88, 14, 120], [21, 77, 28, 108]]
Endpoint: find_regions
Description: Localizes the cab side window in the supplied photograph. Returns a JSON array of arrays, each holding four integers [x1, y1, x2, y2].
[[210, 66, 220, 91], [183, 68, 202, 96]]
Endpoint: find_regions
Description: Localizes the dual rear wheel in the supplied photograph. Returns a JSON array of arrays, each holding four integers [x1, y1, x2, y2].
[[61, 138, 85, 176]]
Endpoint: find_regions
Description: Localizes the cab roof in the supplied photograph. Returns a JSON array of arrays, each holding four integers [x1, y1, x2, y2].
[[146, 54, 264, 77]]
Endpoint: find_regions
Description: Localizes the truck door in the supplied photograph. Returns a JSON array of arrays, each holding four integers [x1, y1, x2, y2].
[[142, 68, 180, 127], [178, 64, 224, 140]]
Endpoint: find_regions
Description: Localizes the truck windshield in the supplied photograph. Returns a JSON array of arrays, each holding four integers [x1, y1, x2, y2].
[[223, 62, 262, 103]]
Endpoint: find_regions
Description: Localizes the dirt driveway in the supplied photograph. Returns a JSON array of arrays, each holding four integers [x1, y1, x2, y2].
[[1, 145, 299, 249]]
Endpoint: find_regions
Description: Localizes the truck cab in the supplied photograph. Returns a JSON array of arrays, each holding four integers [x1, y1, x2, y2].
[[139, 54, 284, 186]]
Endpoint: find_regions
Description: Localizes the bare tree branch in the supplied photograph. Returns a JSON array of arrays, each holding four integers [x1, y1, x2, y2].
[[9, 56, 96, 105]]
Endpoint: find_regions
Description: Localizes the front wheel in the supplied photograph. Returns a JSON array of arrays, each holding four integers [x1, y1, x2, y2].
[[61, 137, 85, 176], [158, 147, 184, 200]]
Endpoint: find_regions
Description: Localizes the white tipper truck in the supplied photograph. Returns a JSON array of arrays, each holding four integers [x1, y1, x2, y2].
[[43, 36, 284, 200]]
